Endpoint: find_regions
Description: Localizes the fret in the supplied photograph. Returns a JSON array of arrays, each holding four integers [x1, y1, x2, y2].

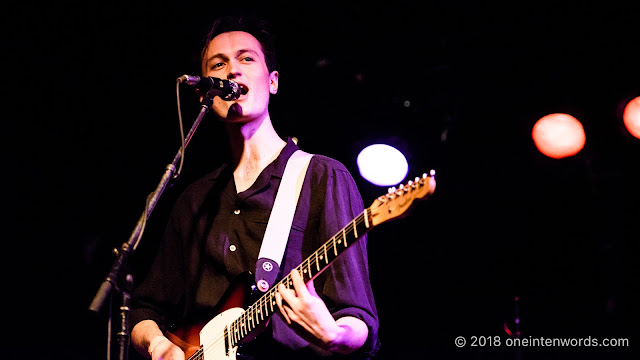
[[264, 298, 269, 319], [254, 308, 259, 326], [265, 297, 270, 318], [356, 214, 368, 240], [315, 251, 320, 272], [257, 305, 263, 323], [266, 293, 272, 314], [332, 236, 338, 256], [352, 220, 357, 240], [343, 227, 348, 247], [364, 208, 369, 228], [322, 243, 328, 265], [258, 301, 263, 321]]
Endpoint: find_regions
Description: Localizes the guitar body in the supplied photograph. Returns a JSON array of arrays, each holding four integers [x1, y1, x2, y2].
[[166, 272, 256, 359]]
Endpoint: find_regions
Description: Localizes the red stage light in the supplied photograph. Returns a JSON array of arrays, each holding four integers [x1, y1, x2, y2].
[[623, 96, 640, 140], [532, 113, 586, 159]]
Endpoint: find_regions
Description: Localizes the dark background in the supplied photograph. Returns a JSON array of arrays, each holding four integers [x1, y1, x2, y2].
[[7, 1, 638, 359]]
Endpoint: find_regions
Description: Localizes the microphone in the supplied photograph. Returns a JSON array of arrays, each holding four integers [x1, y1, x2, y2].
[[177, 75, 241, 101]]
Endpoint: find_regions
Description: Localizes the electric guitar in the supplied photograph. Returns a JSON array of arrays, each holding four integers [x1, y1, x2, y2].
[[165, 171, 437, 359]]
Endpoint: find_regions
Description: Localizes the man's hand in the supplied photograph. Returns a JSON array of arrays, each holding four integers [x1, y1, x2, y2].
[[275, 269, 368, 354], [149, 336, 185, 360], [131, 320, 185, 360], [148, 336, 185, 360]]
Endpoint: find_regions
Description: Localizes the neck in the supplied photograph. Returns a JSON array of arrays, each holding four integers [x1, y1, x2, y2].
[[225, 114, 286, 172]]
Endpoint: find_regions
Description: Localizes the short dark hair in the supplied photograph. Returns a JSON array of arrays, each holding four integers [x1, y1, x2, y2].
[[201, 16, 277, 73]]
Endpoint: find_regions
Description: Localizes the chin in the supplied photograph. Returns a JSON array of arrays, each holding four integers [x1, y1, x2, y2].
[[212, 102, 241, 119]]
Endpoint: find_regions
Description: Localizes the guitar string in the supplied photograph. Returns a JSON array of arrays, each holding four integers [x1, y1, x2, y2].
[[198, 210, 372, 356]]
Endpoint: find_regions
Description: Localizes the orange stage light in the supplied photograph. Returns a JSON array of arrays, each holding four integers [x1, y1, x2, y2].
[[532, 113, 586, 159]]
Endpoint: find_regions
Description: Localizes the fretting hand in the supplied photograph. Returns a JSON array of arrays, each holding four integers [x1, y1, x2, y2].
[[275, 269, 368, 354]]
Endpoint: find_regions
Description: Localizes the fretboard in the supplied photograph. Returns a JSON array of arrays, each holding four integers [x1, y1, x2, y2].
[[228, 207, 373, 347]]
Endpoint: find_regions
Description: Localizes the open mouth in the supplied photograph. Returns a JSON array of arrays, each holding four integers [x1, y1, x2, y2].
[[239, 83, 249, 95]]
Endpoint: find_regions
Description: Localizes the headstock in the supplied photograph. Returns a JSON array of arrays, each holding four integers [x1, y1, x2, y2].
[[369, 170, 436, 226]]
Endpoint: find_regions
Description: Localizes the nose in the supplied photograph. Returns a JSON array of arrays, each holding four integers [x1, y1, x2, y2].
[[227, 59, 241, 80]]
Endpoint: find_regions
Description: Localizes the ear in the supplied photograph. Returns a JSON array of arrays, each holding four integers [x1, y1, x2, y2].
[[269, 71, 279, 94]]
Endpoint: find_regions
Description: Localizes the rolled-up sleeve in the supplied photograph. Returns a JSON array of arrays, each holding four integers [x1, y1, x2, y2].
[[316, 160, 380, 357]]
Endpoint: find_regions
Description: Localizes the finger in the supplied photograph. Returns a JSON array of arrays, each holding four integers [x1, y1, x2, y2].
[[276, 285, 291, 324], [278, 280, 298, 304], [290, 269, 309, 299]]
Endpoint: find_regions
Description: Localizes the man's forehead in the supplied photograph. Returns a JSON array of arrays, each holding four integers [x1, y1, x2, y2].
[[206, 31, 263, 57]]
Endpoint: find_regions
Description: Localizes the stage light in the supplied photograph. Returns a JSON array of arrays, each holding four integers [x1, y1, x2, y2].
[[623, 96, 640, 140], [357, 144, 409, 186], [532, 113, 586, 159]]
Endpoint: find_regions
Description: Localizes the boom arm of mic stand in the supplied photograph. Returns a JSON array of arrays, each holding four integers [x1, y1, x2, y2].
[[89, 102, 211, 313]]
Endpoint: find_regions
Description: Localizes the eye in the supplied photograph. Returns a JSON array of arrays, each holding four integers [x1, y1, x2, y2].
[[240, 56, 255, 62], [210, 62, 225, 70]]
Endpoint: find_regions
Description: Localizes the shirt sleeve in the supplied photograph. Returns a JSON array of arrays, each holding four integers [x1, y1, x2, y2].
[[315, 159, 381, 358], [130, 189, 191, 333]]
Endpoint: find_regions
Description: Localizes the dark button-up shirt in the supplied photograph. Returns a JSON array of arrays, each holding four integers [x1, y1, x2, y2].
[[131, 138, 379, 359]]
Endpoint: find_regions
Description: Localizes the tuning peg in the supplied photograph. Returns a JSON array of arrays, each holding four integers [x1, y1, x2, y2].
[[388, 186, 396, 194], [429, 169, 436, 177]]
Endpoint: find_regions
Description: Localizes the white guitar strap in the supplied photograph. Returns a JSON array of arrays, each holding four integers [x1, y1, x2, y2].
[[255, 150, 314, 292]]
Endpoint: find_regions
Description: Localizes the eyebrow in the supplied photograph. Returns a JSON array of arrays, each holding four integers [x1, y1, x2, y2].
[[205, 49, 261, 67]]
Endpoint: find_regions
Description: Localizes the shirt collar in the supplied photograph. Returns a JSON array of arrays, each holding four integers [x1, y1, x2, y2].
[[269, 137, 301, 179], [222, 137, 300, 200]]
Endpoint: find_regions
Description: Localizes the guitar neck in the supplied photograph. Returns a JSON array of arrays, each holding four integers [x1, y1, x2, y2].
[[228, 208, 373, 346]]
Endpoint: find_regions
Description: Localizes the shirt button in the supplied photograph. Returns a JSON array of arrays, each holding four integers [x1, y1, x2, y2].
[[233, 209, 240, 215], [229, 245, 237, 252]]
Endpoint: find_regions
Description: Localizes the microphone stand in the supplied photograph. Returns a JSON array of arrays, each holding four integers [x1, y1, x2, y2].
[[89, 88, 219, 360]]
